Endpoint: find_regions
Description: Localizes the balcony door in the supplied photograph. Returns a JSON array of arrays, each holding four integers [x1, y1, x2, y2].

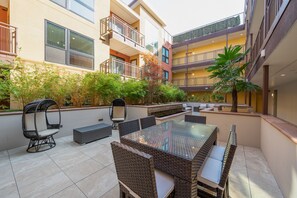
[[0, 5, 10, 53], [111, 55, 125, 75]]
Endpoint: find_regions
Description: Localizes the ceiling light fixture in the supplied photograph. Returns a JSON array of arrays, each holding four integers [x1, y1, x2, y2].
[[280, 74, 286, 77]]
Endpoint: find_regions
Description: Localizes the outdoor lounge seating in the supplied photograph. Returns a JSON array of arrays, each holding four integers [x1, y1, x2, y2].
[[185, 115, 207, 124], [22, 99, 61, 153], [140, 115, 156, 129], [197, 128, 237, 198], [109, 98, 127, 129], [118, 119, 140, 137], [209, 125, 236, 161], [111, 141, 175, 198]]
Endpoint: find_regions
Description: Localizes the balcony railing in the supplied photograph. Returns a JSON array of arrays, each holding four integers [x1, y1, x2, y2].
[[247, 0, 284, 73], [173, 13, 245, 44], [173, 49, 224, 67], [100, 58, 142, 79], [0, 22, 17, 56], [173, 77, 219, 87], [100, 15, 145, 48]]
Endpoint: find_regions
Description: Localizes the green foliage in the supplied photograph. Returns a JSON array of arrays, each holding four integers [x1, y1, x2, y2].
[[0, 63, 11, 109], [1, 58, 186, 110], [159, 84, 186, 103], [65, 73, 87, 107], [207, 45, 260, 112], [94, 73, 122, 105], [122, 79, 148, 104], [211, 93, 225, 103]]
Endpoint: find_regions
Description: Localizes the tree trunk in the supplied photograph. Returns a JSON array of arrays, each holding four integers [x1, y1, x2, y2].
[[231, 86, 238, 112]]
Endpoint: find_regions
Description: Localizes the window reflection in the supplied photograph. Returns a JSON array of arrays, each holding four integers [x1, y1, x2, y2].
[[145, 19, 159, 55]]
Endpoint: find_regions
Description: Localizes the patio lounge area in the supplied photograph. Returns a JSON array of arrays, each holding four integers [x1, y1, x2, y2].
[[0, 129, 283, 198]]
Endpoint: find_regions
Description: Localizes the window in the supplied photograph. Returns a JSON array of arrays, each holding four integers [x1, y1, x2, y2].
[[162, 47, 169, 64], [45, 21, 94, 69], [163, 70, 169, 83], [51, 0, 94, 22]]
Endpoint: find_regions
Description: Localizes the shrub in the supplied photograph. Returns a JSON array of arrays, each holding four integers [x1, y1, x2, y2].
[[159, 84, 186, 103], [65, 73, 87, 107], [122, 79, 148, 104], [94, 73, 122, 105]]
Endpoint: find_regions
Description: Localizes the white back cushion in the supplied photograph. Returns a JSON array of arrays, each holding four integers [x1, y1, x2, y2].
[[113, 106, 125, 118], [25, 112, 47, 132]]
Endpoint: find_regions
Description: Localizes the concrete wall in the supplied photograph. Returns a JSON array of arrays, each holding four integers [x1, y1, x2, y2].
[[200, 111, 261, 147], [261, 118, 297, 198], [126, 106, 148, 120], [9, 0, 110, 71], [0, 107, 111, 151], [272, 80, 297, 125]]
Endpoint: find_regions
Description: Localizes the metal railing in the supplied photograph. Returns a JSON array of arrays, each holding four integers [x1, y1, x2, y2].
[[173, 48, 224, 66], [100, 15, 145, 47], [173, 77, 219, 87], [173, 12, 245, 44], [100, 58, 142, 79], [247, 0, 284, 73], [0, 22, 17, 56]]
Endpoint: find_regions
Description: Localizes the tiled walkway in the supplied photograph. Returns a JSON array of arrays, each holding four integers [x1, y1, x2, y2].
[[0, 131, 283, 198]]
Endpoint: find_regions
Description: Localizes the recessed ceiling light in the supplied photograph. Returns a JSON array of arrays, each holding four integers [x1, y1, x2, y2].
[[192, 73, 195, 76], [205, 87, 209, 90], [211, 41, 215, 43], [240, 33, 243, 36], [280, 74, 286, 77]]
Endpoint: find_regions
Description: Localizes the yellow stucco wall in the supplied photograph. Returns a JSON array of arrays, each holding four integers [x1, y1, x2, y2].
[[173, 37, 245, 59], [9, 0, 110, 72]]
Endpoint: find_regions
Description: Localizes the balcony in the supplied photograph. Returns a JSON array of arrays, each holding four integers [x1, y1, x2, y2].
[[173, 48, 224, 69], [100, 15, 145, 56], [247, 0, 288, 76], [0, 22, 17, 57], [100, 58, 142, 79], [173, 76, 218, 91]]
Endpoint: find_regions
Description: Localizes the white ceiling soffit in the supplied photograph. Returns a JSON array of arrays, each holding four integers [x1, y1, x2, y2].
[[111, 0, 140, 24]]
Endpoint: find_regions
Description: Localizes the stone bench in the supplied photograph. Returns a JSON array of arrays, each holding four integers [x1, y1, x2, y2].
[[73, 123, 112, 144]]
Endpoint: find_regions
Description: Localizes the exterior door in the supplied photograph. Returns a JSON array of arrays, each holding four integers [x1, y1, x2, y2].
[[0, 6, 10, 53]]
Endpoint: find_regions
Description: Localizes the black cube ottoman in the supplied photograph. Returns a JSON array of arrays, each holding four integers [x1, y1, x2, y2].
[[73, 123, 112, 144]]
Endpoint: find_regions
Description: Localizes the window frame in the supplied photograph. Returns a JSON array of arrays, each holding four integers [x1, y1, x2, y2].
[[51, 0, 95, 23], [45, 20, 94, 70], [162, 47, 169, 64]]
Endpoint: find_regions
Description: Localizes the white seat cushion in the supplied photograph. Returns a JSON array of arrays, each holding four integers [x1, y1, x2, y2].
[[25, 112, 47, 132], [38, 129, 59, 137], [198, 157, 222, 188], [113, 106, 125, 118], [112, 118, 125, 121], [209, 146, 225, 161], [155, 169, 174, 198]]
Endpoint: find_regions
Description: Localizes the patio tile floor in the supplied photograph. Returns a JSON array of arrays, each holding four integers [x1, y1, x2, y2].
[[0, 130, 283, 198]]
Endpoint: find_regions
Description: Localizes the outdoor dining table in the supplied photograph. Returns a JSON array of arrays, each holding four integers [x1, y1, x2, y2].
[[120, 120, 217, 198]]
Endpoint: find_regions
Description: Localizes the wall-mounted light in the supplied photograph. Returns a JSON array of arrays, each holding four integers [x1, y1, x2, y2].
[[271, 93, 274, 97], [280, 74, 286, 77]]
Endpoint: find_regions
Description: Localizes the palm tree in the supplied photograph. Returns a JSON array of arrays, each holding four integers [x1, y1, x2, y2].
[[207, 45, 260, 112]]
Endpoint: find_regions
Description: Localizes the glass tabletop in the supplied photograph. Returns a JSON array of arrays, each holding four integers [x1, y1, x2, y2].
[[121, 120, 217, 160]]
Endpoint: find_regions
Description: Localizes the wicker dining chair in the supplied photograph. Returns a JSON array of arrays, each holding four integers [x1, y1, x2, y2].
[[185, 115, 206, 124], [197, 130, 237, 198], [111, 141, 175, 198], [209, 125, 236, 162], [118, 119, 140, 137], [140, 115, 156, 129]]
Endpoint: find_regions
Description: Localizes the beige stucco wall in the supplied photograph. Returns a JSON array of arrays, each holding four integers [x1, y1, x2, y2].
[[200, 111, 261, 147], [261, 118, 297, 198], [9, 0, 110, 71], [271, 80, 297, 125], [138, 5, 166, 63]]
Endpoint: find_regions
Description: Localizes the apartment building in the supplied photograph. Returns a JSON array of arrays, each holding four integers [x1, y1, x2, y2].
[[170, 13, 265, 111], [245, 0, 297, 126], [0, 0, 172, 81]]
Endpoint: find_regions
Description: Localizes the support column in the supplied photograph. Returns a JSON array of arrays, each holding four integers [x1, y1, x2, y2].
[[262, 65, 269, 114]]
